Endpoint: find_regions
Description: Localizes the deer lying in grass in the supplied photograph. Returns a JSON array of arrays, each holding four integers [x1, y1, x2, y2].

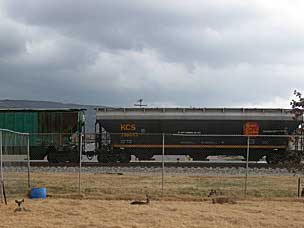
[[211, 197, 236, 204], [208, 189, 236, 204], [130, 194, 150, 205]]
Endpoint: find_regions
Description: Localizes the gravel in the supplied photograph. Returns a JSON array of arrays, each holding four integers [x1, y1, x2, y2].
[[3, 164, 303, 176]]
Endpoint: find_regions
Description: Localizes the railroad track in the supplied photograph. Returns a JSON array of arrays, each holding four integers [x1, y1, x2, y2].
[[28, 161, 282, 169]]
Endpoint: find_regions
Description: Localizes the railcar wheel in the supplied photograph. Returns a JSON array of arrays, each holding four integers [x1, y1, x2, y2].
[[191, 154, 208, 161], [97, 153, 111, 163], [286, 150, 302, 164], [47, 154, 58, 163], [70, 154, 80, 163], [47, 146, 58, 163], [248, 154, 263, 162], [137, 155, 154, 161], [266, 152, 281, 164], [119, 153, 131, 163]]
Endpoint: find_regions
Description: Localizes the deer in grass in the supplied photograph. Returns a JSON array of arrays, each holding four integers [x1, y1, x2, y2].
[[130, 194, 150, 205], [208, 189, 224, 197], [14, 199, 30, 212], [208, 189, 236, 204]]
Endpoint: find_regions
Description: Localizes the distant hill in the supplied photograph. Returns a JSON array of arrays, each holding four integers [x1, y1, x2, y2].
[[0, 99, 106, 132]]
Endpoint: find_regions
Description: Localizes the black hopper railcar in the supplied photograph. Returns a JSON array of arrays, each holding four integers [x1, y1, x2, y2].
[[94, 108, 302, 164]]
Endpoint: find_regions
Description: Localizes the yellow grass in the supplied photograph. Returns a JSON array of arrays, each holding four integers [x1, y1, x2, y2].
[[1, 199, 304, 228], [3, 172, 300, 200], [2, 172, 304, 227]]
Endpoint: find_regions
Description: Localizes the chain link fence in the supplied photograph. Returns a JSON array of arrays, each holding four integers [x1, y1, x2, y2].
[[0, 129, 30, 203], [80, 132, 304, 200], [3, 132, 304, 201], [28, 133, 81, 198]]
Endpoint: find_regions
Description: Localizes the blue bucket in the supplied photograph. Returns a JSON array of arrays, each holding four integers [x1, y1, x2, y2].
[[30, 187, 47, 199]]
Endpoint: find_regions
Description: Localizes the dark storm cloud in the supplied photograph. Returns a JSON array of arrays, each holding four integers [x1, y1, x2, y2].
[[4, 0, 304, 66], [0, 1, 303, 107], [2, 0, 268, 65]]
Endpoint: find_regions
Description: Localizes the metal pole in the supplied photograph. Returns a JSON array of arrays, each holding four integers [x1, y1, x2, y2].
[[245, 136, 250, 197], [27, 134, 31, 190], [78, 132, 83, 195], [0, 130, 3, 203], [298, 177, 301, 198], [0, 131, 3, 183], [161, 133, 165, 195]]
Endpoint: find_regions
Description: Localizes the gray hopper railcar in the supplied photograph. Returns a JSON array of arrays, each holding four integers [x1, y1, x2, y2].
[[95, 108, 302, 164]]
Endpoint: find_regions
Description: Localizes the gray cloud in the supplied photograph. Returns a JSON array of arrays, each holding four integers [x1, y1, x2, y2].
[[0, 0, 303, 107], [0, 20, 25, 58], [4, 1, 304, 66]]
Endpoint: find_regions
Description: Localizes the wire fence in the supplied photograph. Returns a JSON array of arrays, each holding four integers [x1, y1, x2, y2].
[[0, 129, 30, 203], [2, 132, 304, 201]]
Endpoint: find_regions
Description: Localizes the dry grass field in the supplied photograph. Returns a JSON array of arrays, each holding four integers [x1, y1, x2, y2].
[[3, 171, 300, 200], [1, 198, 304, 228], [2, 171, 304, 227]]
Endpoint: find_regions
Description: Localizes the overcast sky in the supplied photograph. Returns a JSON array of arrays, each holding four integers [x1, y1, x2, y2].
[[0, 0, 303, 108]]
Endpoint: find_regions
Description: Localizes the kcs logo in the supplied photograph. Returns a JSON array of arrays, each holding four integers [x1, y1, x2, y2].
[[243, 122, 259, 136], [120, 123, 136, 131]]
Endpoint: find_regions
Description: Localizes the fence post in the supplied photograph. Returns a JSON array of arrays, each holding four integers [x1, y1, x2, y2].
[[27, 134, 31, 190], [298, 177, 301, 198], [0, 130, 3, 203], [78, 132, 83, 195], [0, 130, 2, 183], [161, 133, 165, 196], [244, 136, 250, 197]]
